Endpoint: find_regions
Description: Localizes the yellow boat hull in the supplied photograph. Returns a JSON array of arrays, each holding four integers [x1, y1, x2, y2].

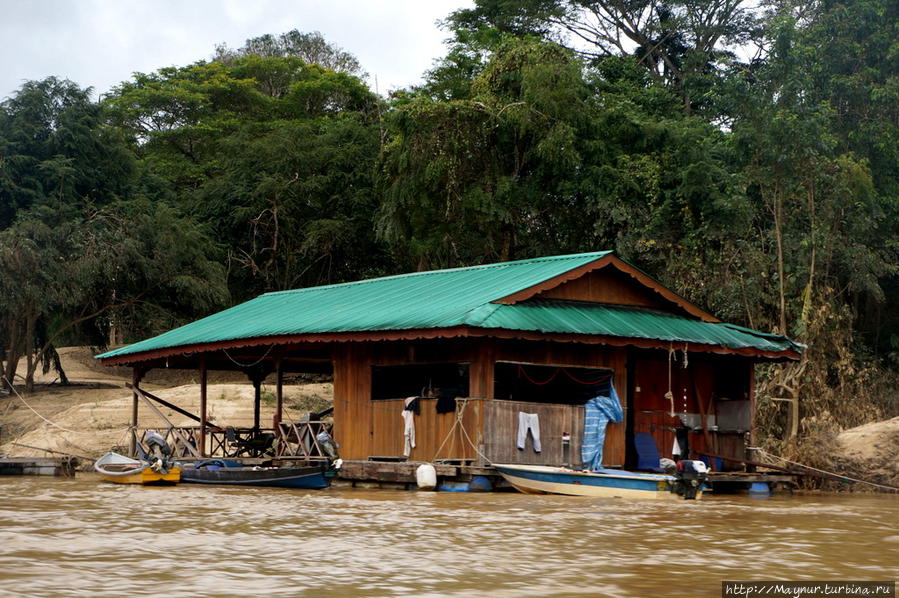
[[99, 465, 181, 486]]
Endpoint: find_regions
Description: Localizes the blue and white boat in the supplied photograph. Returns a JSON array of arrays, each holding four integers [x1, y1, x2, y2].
[[493, 462, 707, 500]]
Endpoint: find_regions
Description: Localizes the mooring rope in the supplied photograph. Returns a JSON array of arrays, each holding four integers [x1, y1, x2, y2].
[[431, 399, 491, 464], [2, 376, 85, 435], [752, 447, 899, 492]]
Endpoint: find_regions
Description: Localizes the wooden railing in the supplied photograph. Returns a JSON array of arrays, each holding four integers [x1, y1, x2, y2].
[[134, 422, 334, 460], [276, 421, 335, 460]]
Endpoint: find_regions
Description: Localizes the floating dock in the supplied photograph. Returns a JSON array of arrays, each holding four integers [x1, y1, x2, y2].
[[335, 460, 799, 493], [0, 457, 79, 477]]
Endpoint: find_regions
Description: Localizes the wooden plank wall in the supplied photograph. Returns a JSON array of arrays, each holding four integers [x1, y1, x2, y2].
[[480, 400, 624, 467], [482, 400, 582, 466], [490, 340, 627, 466], [332, 344, 374, 459], [368, 397, 482, 461], [538, 269, 670, 310], [632, 356, 750, 471], [334, 338, 629, 463]]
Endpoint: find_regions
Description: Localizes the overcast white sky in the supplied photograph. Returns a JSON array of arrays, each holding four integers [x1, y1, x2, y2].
[[0, 0, 473, 100]]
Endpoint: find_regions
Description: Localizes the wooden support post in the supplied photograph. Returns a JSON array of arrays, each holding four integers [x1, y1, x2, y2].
[[130, 367, 145, 457], [253, 375, 262, 431], [199, 355, 207, 458], [747, 363, 757, 472], [274, 356, 283, 430]]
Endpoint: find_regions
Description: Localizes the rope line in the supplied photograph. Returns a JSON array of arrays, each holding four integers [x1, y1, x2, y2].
[[222, 345, 275, 368], [752, 447, 899, 492], [430, 399, 491, 464], [2, 376, 85, 435], [665, 345, 675, 417], [516, 365, 612, 387]]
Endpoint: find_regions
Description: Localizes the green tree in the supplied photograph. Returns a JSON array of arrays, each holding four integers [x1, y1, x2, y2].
[[214, 29, 364, 77], [0, 77, 134, 228], [0, 78, 228, 392], [445, 0, 760, 115], [381, 40, 597, 269], [108, 56, 386, 298]]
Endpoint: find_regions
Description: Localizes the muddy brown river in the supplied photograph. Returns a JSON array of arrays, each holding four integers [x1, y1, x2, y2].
[[0, 476, 896, 597]]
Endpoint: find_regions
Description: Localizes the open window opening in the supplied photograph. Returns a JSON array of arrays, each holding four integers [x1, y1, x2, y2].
[[493, 362, 614, 405], [371, 363, 469, 401], [713, 361, 751, 433]]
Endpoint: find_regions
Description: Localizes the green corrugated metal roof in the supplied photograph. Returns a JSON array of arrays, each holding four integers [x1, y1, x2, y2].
[[96, 250, 801, 360], [471, 300, 801, 353]]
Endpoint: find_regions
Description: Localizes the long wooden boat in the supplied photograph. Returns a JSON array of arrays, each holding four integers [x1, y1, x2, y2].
[[493, 463, 706, 500], [94, 452, 181, 485], [180, 460, 329, 489]]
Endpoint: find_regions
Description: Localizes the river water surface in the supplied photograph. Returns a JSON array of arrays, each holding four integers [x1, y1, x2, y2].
[[0, 476, 896, 597]]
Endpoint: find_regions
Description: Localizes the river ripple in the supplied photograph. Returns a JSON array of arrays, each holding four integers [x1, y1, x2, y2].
[[0, 476, 896, 597]]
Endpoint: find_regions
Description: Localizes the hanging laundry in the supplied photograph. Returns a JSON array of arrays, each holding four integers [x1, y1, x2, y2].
[[435, 388, 457, 414], [517, 412, 542, 453], [672, 426, 689, 460], [402, 396, 417, 457], [581, 383, 624, 470], [404, 396, 421, 415]]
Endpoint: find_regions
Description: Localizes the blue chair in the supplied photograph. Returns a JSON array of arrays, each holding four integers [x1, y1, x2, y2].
[[634, 433, 664, 472]]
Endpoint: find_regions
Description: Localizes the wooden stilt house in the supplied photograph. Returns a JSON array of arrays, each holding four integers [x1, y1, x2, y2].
[[97, 251, 801, 471]]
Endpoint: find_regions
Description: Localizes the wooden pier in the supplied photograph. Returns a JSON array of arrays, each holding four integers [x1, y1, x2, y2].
[[0, 457, 79, 477], [336, 459, 799, 493]]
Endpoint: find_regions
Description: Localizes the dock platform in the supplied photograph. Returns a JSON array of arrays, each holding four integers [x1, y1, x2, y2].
[[0, 457, 79, 477], [336, 460, 800, 493]]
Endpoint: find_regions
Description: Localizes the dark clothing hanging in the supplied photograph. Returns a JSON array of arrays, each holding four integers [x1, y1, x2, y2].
[[435, 389, 457, 414], [404, 396, 421, 415]]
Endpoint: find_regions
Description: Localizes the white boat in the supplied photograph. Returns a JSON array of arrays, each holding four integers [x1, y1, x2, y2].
[[493, 462, 707, 500]]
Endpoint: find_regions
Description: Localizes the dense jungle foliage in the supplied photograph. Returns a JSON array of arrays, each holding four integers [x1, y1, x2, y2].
[[1, 3, 897, 460]]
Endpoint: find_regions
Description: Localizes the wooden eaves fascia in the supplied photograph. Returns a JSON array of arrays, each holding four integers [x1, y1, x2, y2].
[[96, 326, 799, 367], [493, 254, 721, 323]]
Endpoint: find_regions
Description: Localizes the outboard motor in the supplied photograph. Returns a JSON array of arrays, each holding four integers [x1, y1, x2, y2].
[[316, 431, 339, 460], [143, 430, 174, 474], [672, 459, 709, 499]]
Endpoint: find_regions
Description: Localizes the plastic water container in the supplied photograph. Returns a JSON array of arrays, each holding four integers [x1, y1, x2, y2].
[[748, 482, 770, 495], [468, 475, 493, 492], [416, 464, 437, 490]]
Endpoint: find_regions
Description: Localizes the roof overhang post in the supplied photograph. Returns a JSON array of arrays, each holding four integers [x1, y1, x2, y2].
[[248, 369, 265, 431], [747, 362, 757, 473], [130, 366, 146, 457], [274, 353, 283, 431], [199, 354, 207, 458]]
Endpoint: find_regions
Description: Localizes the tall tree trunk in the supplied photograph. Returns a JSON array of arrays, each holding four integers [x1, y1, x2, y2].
[[773, 177, 787, 335], [3, 319, 23, 391], [24, 313, 36, 393], [801, 177, 816, 330]]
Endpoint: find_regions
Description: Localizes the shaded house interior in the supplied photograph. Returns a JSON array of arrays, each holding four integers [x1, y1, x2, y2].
[[96, 251, 801, 472]]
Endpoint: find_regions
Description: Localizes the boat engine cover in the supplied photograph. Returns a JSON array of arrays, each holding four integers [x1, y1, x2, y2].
[[673, 460, 709, 500]]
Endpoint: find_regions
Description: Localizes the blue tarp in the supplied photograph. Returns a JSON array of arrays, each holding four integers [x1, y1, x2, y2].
[[581, 383, 624, 471]]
